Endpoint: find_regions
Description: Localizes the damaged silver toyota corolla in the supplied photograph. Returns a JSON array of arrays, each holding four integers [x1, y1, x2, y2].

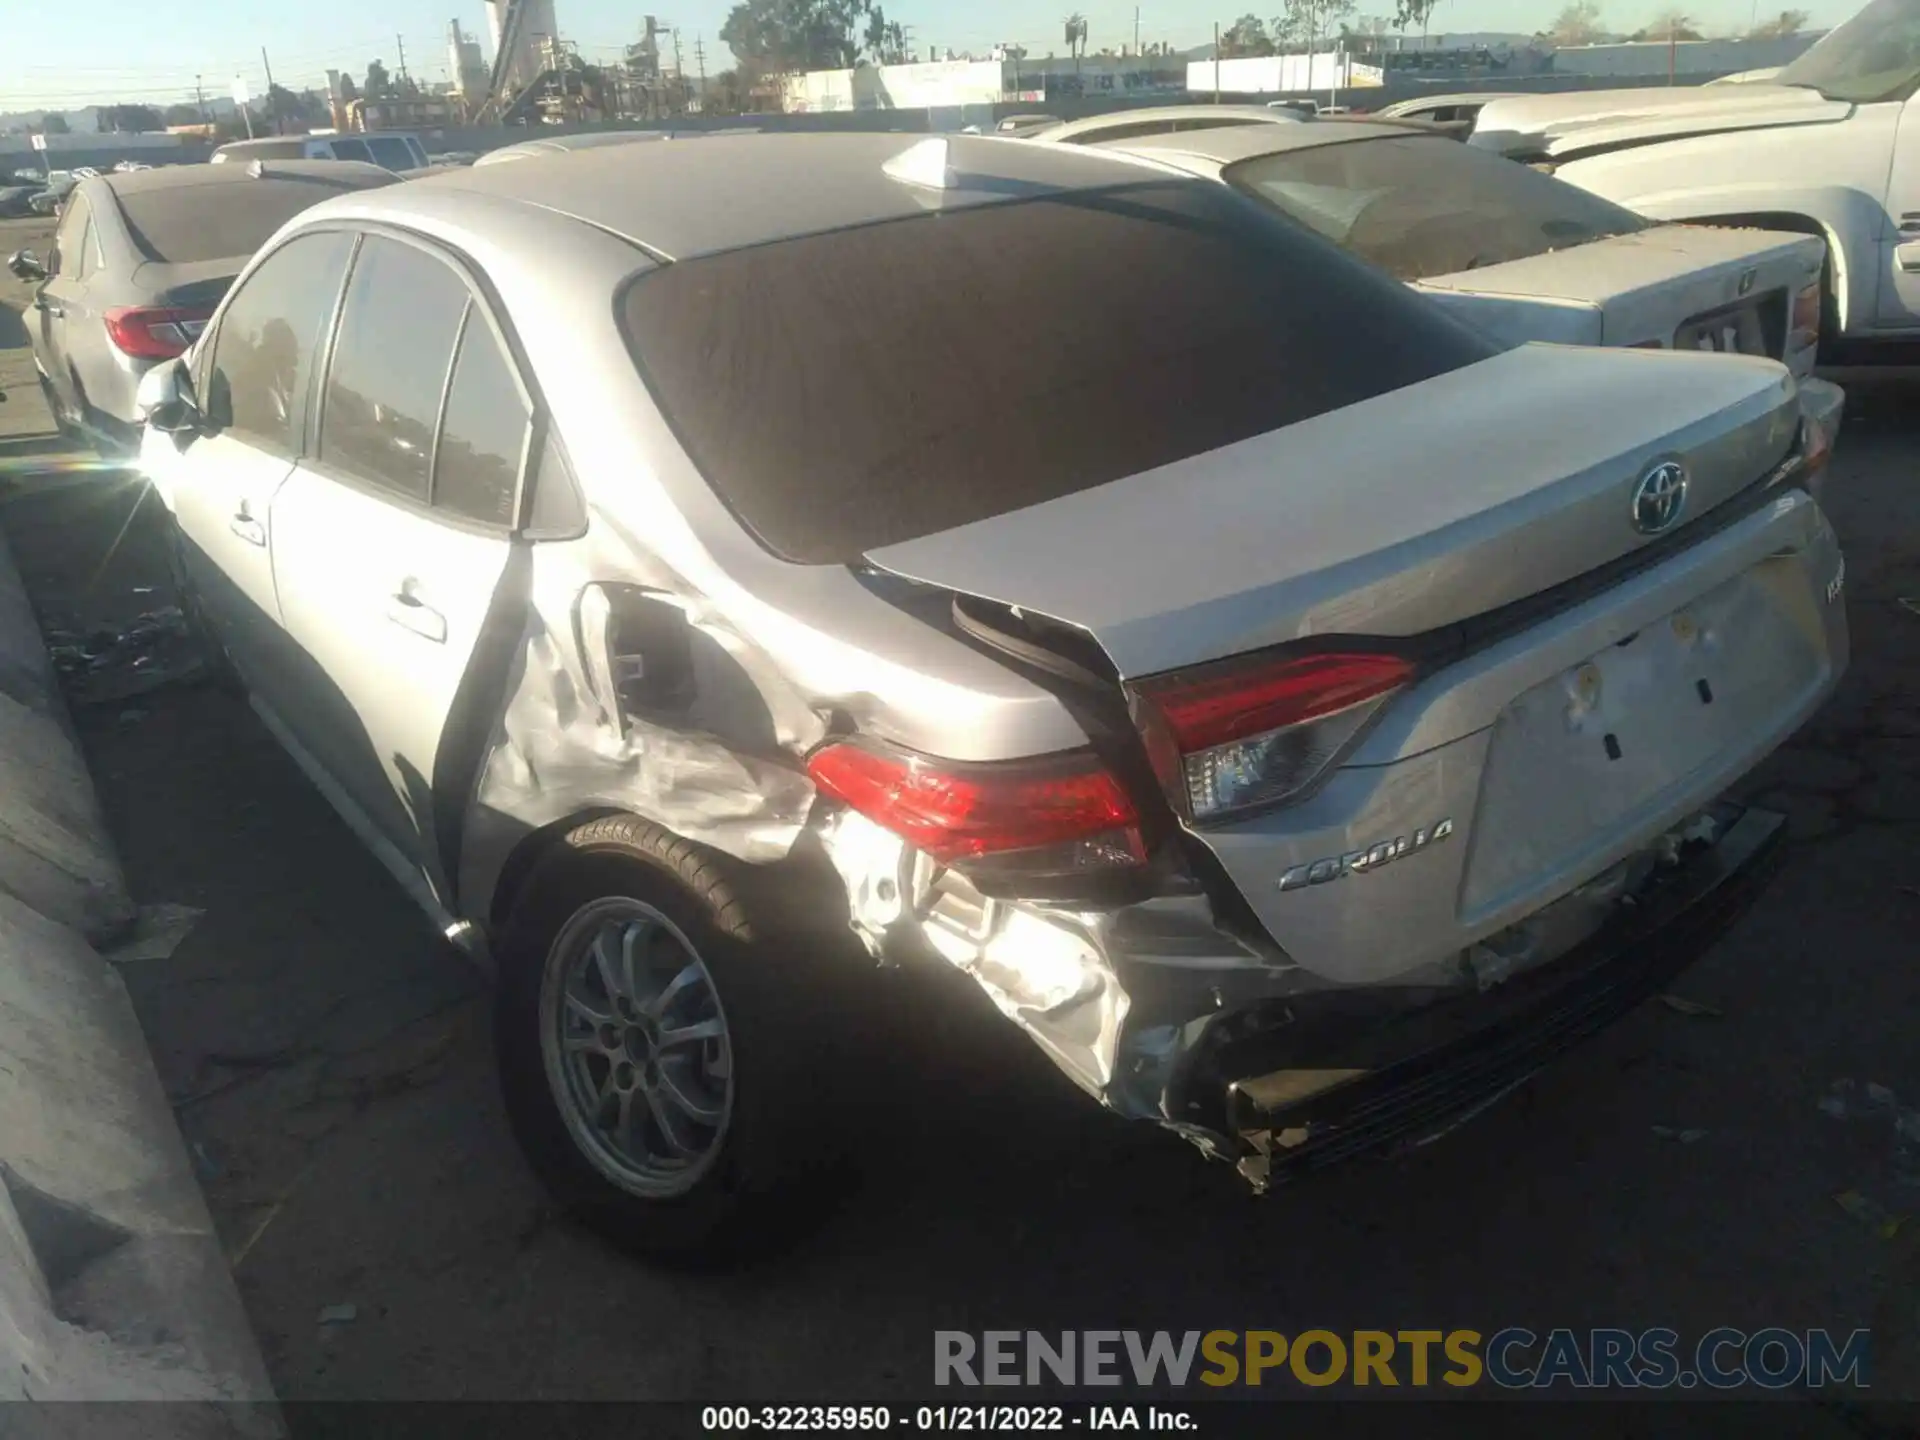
[[135, 132, 1848, 1260]]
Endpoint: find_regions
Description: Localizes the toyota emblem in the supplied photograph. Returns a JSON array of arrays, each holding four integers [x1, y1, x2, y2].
[[1632, 460, 1689, 535]]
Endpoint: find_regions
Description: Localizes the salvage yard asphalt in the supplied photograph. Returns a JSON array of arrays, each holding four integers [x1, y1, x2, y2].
[[3, 212, 1919, 1416]]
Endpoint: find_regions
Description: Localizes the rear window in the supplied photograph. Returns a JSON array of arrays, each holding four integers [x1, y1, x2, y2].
[[117, 176, 388, 263], [1225, 133, 1650, 281], [365, 136, 417, 171], [619, 180, 1499, 565]]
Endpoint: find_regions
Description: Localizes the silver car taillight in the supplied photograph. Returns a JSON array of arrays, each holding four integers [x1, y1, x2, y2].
[[1126, 649, 1415, 823]]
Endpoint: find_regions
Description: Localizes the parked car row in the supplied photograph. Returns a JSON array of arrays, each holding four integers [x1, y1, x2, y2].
[[107, 120, 1850, 1262], [8, 160, 399, 452]]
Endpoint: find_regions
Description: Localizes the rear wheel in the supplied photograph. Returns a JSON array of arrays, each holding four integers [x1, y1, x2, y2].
[[494, 816, 853, 1264]]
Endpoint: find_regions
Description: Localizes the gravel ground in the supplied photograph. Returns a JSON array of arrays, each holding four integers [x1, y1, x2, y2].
[[3, 219, 1918, 1421]]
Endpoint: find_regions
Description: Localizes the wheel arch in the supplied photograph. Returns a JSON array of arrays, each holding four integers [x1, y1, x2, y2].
[[1689, 210, 1850, 332]]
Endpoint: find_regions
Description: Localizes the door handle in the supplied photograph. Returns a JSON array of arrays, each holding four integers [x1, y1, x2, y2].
[[228, 512, 266, 547], [386, 588, 447, 644]]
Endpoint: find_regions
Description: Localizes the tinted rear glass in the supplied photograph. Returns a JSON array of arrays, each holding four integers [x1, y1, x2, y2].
[[619, 181, 1498, 565], [1225, 134, 1650, 281], [118, 177, 386, 264], [365, 136, 416, 170]]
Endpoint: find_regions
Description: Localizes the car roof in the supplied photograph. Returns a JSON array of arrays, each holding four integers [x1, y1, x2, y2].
[[99, 158, 398, 197], [394, 132, 1174, 261], [1379, 92, 1521, 115], [1093, 118, 1427, 167], [487, 130, 672, 159], [1030, 104, 1303, 141]]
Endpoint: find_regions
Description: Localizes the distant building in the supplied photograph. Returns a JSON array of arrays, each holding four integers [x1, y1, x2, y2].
[[1550, 33, 1820, 77], [1187, 52, 1385, 93]]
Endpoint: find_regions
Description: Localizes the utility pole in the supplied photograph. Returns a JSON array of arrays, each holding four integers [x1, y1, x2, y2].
[[1133, 6, 1140, 55], [195, 74, 208, 126], [396, 33, 411, 87], [694, 34, 706, 108], [261, 47, 280, 133], [1213, 20, 1221, 102], [671, 28, 684, 114]]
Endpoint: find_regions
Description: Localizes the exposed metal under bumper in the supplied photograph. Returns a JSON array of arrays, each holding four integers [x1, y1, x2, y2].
[[1227, 804, 1786, 1192]]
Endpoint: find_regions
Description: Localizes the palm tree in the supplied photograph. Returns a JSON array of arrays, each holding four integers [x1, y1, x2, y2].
[[1064, 13, 1087, 73]]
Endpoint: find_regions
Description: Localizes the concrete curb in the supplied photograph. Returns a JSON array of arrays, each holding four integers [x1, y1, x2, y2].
[[0, 515, 281, 1434], [0, 527, 134, 943]]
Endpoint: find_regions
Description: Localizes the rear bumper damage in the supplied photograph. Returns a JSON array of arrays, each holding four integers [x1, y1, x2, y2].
[[823, 800, 1785, 1187], [1223, 802, 1783, 1190]]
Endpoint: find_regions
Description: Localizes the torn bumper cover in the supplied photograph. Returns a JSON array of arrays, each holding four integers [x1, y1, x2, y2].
[[825, 802, 1784, 1187], [1224, 804, 1785, 1191]]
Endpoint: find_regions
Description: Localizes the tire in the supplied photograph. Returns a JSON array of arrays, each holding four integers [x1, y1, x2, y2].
[[494, 815, 855, 1265]]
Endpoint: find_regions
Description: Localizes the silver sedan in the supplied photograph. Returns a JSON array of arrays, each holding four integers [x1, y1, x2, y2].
[[8, 160, 397, 455], [140, 133, 1845, 1259], [1091, 120, 1832, 379]]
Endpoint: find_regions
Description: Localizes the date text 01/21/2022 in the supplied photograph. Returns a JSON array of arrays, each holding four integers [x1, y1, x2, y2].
[[700, 1406, 1197, 1432]]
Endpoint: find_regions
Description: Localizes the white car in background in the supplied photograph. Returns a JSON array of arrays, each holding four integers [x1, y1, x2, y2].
[[1026, 104, 1303, 145], [1095, 121, 1835, 383], [1468, 0, 1920, 360]]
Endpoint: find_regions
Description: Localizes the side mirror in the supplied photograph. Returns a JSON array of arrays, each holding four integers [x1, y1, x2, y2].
[[135, 359, 201, 435], [7, 249, 46, 283]]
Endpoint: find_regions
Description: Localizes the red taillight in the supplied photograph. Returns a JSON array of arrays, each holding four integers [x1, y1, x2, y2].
[[805, 741, 1145, 873], [1127, 650, 1414, 823], [103, 306, 211, 361]]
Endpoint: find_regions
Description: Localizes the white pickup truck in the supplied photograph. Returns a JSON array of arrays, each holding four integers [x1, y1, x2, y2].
[[1468, 0, 1920, 360]]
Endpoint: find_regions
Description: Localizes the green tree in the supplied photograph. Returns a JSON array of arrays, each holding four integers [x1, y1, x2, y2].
[[1748, 7, 1807, 37], [1274, 0, 1357, 52], [720, 0, 905, 70], [1220, 14, 1276, 56], [99, 104, 164, 132], [1543, 0, 1606, 45], [1394, 0, 1445, 41], [1632, 9, 1702, 40], [41, 113, 70, 135]]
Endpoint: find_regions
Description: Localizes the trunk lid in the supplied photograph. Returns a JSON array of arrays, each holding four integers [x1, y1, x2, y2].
[[130, 256, 242, 314], [1469, 83, 1851, 161], [864, 343, 1799, 682], [1414, 224, 1826, 360]]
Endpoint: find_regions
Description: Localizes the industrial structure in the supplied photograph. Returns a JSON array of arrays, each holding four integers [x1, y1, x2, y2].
[[448, 20, 490, 107], [485, 0, 560, 105]]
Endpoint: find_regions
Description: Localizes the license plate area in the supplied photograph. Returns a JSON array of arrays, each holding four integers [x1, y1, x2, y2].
[[1674, 296, 1775, 359], [1462, 558, 1822, 916]]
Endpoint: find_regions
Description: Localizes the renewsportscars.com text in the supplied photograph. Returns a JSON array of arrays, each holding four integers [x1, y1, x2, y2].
[[934, 1328, 1871, 1390]]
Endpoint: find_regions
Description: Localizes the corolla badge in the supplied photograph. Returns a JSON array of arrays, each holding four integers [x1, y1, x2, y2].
[[1632, 460, 1689, 535], [1276, 819, 1454, 893]]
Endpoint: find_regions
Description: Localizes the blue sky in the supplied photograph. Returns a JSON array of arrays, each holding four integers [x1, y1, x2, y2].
[[3, 0, 1858, 110]]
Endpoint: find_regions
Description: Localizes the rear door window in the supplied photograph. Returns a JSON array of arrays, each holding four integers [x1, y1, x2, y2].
[[330, 138, 375, 164], [204, 230, 356, 456], [318, 235, 468, 503], [618, 178, 1498, 564], [433, 313, 531, 527]]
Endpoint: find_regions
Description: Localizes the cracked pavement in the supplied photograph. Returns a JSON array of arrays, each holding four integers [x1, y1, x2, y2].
[[4, 213, 1918, 1414]]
